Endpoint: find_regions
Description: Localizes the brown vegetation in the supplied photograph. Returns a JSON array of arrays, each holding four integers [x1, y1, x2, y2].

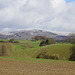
[[32, 36, 47, 41], [0, 43, 14, 56], [0, 58, 75, 75]]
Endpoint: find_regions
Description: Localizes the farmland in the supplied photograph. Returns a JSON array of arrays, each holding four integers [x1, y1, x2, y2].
[[0, 57, 75, 75], [0, 40, 75, 75]]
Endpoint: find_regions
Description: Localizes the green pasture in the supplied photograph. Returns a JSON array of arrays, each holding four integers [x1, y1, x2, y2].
[[33, 44, 72, 60], [9, 40, 40, 57], [0, 40, 73, 61], [0, 56, 74, 63]]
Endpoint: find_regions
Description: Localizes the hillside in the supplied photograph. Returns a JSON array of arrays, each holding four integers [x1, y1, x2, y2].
[[32, 44, 72, 60], [0, 29, 66, 40], [0, 40, 72, 60]]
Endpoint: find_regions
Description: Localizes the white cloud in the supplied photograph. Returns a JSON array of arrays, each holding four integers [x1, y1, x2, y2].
[[49, 0, 67, 13], [2, 28, 12, 32], [0, 0, 75, 34]]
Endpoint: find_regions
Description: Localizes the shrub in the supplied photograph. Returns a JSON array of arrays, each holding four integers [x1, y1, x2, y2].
[[0, 44, 8, 56], [9, 38, 15, 43], [36, 51, 47, 58], [50, 54, 59, 60], [45, 39, 52, 45], [39, 41, 46, 46], [36, 51, 59, 60], [0, 43, 14, 56], [14, 41, 19, 43], [0, 40, 5, 43], [39, 38, 56, 46], [69, 44, 75, 61]]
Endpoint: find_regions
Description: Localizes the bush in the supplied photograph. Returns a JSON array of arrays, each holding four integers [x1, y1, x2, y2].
[[39, 38, 56, 46], [69, 54, 75, 61], [9, 38, 15, 43], [45, 39, 52, 45], [0, 40, 5, 43], [0, 44, 8, 56], [39, 41, 46, 46], [14, 41, 19, 43], [36, 51, 47, 58], [0, 43, 14, 56], [36, 51, 59, 60], [69, 44, 75, 61], [50, 54, 59, 60]]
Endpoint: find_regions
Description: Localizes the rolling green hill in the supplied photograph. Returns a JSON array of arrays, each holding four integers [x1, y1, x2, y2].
[[0, 40, 41, 58], [0, 40, 73, 60], [32, 44, 72, 60]]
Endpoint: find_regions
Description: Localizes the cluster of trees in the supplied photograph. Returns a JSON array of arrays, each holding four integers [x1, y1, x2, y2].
[[56, 33, 75, 44], [0, 39, 19, 43], [64, 33, 75, 44], [32, 36, 56, 46], [32, 36, 47, 41], [66, 33, 75, 61], [9, 39, 19, 43], [40, 38, 56, 46]]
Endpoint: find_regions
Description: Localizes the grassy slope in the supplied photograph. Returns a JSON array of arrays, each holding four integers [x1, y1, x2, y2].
[[33, 44, 72, 60], [10, 40, 41, 57], [0, 40, 73, 60]]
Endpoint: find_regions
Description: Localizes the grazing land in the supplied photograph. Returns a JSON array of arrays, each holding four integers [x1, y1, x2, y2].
[[33, 44, 72, 60]]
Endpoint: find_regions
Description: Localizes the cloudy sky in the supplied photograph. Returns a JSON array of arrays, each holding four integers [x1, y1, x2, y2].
[[0, 0, 75, 35]]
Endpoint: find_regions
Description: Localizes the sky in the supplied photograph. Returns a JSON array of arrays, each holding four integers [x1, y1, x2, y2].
[[66, 0, 75, 2], [0, 0, 75, 35]]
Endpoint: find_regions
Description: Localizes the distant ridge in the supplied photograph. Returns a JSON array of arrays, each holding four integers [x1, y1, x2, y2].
[[0, 29, 66, 40]]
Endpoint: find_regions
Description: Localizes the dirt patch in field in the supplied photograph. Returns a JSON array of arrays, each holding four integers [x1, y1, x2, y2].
[[0, 58, 75, 75]]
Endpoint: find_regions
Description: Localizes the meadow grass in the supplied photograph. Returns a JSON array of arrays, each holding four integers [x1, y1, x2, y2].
[[33, 44, 72, 60], [10, 40, 40, 57], [0, 56, 74, 63], [0, 40, 73, 60]]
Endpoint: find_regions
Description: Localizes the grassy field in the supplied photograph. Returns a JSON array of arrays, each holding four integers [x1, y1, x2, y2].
[[33, 44, 72, 60], [0, 40, 73, 59], [10, 40, 40, 57], [0, 40, 75, 75], [0, 40, 72, 60], [0, 40, 41, 57]]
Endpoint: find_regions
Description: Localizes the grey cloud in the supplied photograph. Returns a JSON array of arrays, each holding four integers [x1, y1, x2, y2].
[[0, 0, 75, 33]]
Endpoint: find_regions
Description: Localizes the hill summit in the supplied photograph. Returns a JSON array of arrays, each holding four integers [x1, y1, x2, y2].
[[0, 29, 66, 40]]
